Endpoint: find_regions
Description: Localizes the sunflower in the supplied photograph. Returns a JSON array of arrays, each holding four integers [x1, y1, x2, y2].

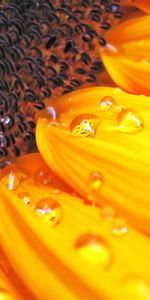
[[0, 1, 150, 300]]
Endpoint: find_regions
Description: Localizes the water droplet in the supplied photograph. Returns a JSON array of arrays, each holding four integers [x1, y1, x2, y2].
[[101, 206, 115, 222], [124, 277, 150, 300], [75, 233, 111, 267], [1, 168, 28, 191], [89, 171, 103, 191], [17, 192, 32, 205], [34, 169, 52, 185], [117, 109, 143, 133], [100, 96, 116, 111], [70, 114, 98, 137], [1, 171, 20, 191], [35, 198, 62, 226], [86, 172, 103, 205], [0, 290, 13, 300], [112, 218, 128, 236]]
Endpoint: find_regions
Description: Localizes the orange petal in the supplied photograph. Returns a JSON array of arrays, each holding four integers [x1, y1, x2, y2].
[[123, 0, 150, 13], [101, 15, 150, 95], [0, 153, 150, 300], [37, 87, 150, 234]]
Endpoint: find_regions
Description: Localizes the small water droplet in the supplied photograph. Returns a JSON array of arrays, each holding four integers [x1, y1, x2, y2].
[[35, 198, 62, 226], [101, 206, 115, 222], [117, 109, 143, 133], [34, 169, 52, 185], [75, 233, 111, 267], [100, 96, 116, 111], [17, 192, 32, 205], [112, 218, 128, 236], [0, 290, 13, 300], [124, 277, 150, 300], [1, 171, 20, 191], [70, 114, 98, 137], [88, 171, 103, 191]]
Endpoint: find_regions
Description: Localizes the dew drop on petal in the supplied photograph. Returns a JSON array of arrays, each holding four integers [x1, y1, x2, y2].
[[34, 169, 52, 185], [35, 198, 62, 226], [1, 171, 20, 191], [70, 114, 98, 137], [112, 218, 128, 236], [124, 277, 150, 300], [99, 96, 116, 111], [117, 109, 143, 133], [17, 192, 32, 205], [89, 171, 103, 192], [86, 171, 103, 205], [75, 233, 111, 267]]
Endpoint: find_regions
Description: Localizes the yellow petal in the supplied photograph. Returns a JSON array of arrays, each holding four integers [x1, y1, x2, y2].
[[37, 87, 150, 234], [101, 15, 150, 95], [0, 153, 150, 300]]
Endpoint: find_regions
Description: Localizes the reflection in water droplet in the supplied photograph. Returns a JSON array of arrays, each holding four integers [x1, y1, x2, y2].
[[101, 206, 115, 222], [17, 192, 32, 205], [112, 218, 128, 236], [124, 277, 150, 300], [100, 96, 116, 111], [46, 106, 57, 120], [70, 114, 98, 137], [1, 171, 20, 191], [117, 109, 143, 133], [34, 169, 52, 185], [0, 290, 13, 300], [35, 198, 62, 226], [75, 233, 111, 267]]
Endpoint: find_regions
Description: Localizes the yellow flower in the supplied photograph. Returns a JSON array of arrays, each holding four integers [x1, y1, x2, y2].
[[0, 1, 150, 300], [0, 86, 150, 300]]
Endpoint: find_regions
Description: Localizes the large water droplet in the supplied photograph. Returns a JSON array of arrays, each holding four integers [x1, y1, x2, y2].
[[75, 233, 111, 267], [70, 114, 98, 137], [35, 198, 62, 226], [112, 218, 128, 236], [100, 96, 116, 111], [124, 277, 150, 300], [117, 109, 143, 133], [34, 169, 52, 185]]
